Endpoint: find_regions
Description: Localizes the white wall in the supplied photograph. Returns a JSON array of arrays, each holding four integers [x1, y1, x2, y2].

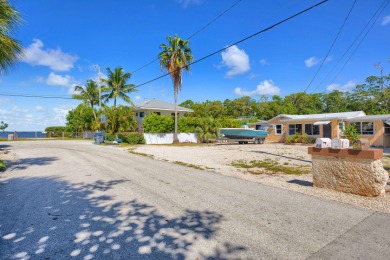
[[143, 133, 198, 144]]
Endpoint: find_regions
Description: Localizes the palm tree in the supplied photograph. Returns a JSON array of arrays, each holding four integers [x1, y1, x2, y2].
[[73, 80, 100, 121], [0, 0, 23, 74], [101, 67, 137, 108], [158, 34, 193, 142]]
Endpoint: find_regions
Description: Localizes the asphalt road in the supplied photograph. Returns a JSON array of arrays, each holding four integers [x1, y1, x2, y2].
[[0, 140, 389, 259]]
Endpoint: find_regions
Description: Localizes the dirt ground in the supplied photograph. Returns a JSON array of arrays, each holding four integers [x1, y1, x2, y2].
[[133, 142, 390, 214]]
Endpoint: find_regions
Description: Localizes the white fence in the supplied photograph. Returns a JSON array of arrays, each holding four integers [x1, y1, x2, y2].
[[143, 133, 198, 144]]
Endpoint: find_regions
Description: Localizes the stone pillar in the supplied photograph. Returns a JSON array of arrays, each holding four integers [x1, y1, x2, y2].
[[308, 147, 388, 197]]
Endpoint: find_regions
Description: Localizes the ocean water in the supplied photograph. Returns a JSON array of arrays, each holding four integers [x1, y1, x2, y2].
[[0, 131, 46, 139]]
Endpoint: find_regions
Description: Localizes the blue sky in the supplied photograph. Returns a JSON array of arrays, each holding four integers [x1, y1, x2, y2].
[[1, 0, 389, 131]]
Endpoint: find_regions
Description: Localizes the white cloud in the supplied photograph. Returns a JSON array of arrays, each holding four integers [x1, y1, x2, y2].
[[46, 72, 79, 95], [220, 45, 250, 77], [234, 80, 280, 97], [326, 80, 356, 92], [21, 39, 78, 71], [305, 56, 320, 68], [135, 95, 142, 100], [46, 72, 73, 87], [381, 15, 390, 26], [259, 59, 269, 65], [53, 107, 71, 125], [35, 106, 45, 111], [176, 0, 203, 8]]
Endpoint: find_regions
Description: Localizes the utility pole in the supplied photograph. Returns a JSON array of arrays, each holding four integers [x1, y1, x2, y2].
[[97, 65, 102, 109]]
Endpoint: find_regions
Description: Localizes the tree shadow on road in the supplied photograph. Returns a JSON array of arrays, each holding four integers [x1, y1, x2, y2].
[[0, 177, 246, 259], [6, 157, 58, 171]]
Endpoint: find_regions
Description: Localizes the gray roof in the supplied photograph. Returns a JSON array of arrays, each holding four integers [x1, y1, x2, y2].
[[133, 99, 193, 113], [346, 114, 390, 122], [277, 111, 366, 122]]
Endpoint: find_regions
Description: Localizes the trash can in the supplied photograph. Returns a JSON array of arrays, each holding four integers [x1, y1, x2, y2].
[[93, 132, 104, 144]]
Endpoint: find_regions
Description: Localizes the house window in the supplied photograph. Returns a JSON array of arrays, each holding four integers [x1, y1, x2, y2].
[[338, 122, 345, 137], [350, 122, 374, 135], [385, 124, 390, 135], [304, 124, 320, 135], [275, 124, 282, 135], [288, 124, 302, 135], [136, 112, 138, 117], [140, 112, 145, 118]]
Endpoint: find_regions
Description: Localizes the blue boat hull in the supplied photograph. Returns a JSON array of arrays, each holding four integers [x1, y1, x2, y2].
[[219, 128, 268, 139]]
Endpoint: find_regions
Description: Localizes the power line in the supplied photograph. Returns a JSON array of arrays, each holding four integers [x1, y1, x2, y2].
[[304, 0, 356, 93], [322, 0, 390, 91], [131, 0, 243, 74], [135, 0, 329, 89], [312, 0, 389, 93], [0, 92, 74, 99]]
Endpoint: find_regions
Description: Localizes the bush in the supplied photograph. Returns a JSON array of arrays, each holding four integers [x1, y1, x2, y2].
[[142, 113, 174, 133], [118, 132, 145, 144], [343, 125, 360, 143], [105, 133, 116, 142], [285, 132, 315, 144], [45, 126, 72, 138]]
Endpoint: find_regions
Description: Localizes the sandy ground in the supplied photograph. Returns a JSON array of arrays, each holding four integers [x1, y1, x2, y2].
[[133, 143, 390, 214]]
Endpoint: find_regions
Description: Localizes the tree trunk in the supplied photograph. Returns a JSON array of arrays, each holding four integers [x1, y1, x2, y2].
[[173, 90, 179, 144]]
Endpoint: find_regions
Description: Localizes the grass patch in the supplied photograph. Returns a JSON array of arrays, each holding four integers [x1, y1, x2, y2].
[[174, 161, 204, 170], [232, 158, 310, 175], [0, 160, 6, 172], [128, 149, 154, 159]]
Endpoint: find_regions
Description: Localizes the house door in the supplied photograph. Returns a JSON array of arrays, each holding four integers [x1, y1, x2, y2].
[[323, 123, 332, 138]]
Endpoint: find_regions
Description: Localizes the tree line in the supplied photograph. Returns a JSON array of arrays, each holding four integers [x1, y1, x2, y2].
[[180, 73, 390, 120]]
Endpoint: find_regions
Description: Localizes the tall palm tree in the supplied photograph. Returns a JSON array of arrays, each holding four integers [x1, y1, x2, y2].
[[101, 67, 137, 108], [0, 0, 23, 74], [158, 34, 193, 142], [73, 80, 100, 121]]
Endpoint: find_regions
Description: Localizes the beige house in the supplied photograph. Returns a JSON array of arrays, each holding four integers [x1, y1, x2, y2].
[[133, 99, 193, 130], [261, 111, 390, 147]]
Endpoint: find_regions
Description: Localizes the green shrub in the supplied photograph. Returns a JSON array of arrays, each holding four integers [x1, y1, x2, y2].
[[105, 133, 116, 142], [285, 132, 315, 144], [118, 132, 145, 144], [45, 126, 72, 138], [343, 125, 360, 143], [178, 117, 200, 133], [142, 113, 174, 133]]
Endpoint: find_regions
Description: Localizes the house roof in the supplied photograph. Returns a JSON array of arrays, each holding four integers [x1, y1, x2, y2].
[[277, 111, 366, 123], [133, 99, 193, 113], [346, 114, 390, 122]]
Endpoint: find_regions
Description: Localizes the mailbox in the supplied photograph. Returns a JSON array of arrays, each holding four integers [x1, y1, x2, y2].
[[352, 139, 370, 150], [315, 138, 332, 148], [331, 138, 350, 149]]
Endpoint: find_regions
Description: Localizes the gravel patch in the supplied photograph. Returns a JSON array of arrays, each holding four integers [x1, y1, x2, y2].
[[133, 143, 390, 214]]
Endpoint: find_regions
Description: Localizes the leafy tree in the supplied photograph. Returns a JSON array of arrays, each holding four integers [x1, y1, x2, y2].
[[0, 0, 22, 74], [73, 80, 100, 121], [66, 103, 96, 132], [158, 34, 193, 143], [101, 67, 137, 108], [0, 121, 8, 132], [103, 105, 137, 133], [142, 113, 174, 133]]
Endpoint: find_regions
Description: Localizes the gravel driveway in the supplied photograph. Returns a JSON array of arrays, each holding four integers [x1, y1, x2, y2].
[[133, 142, 390, 214]]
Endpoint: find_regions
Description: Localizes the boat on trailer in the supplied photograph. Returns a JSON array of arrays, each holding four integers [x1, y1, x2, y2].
[[219, 125, 268, 144]]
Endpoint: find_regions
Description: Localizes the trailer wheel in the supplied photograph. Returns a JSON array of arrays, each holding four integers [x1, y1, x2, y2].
[[244, 141, 248, 144], [254, 138, 260, 144], [260, 138, 265, 144], [238, 141, 243, 144]]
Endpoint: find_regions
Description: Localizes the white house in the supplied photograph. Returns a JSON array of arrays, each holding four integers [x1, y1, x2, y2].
[[133, 99, 194, 130]]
